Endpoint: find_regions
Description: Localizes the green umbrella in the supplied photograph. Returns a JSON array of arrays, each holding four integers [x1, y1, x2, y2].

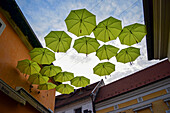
[[118, 23, 147, 46], [65, 8, 96, 37], [54, 71, 74, 82], [38, 82, 56, 90], [40, 65, 62, 77], [73, 36, 100, 55], [56, 84, 74, 94], [29, 48, 55, 64], [44, 31, 72, 52], [71, 76, 90, 87], [93, 16, 122, 42], [16, 59, 41, 75], [28, 73, 49, 85], [93, 62, 115, 76], [96, 45, 119, 60], [116, 47, 140, 64]]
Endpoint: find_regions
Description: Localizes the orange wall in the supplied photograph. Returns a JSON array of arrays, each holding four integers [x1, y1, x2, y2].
[[0, 12, 55, 112]]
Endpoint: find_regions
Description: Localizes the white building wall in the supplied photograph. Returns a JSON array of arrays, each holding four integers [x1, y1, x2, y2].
[[55, 97, 93, 113]]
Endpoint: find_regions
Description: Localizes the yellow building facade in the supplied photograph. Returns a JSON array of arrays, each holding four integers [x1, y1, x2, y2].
[[95, 60, 170, 113]]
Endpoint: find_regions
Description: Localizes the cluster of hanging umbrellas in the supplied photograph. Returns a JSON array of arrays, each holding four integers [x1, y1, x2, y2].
[[16, 8, 146, 94]]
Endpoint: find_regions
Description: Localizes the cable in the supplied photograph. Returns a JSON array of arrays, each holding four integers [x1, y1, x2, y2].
[[118, 0, 140, 17], [90, 0, 105, 11]]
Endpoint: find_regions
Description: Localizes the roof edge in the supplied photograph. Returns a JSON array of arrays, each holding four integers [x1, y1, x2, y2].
[[0, 0, 42, 49]]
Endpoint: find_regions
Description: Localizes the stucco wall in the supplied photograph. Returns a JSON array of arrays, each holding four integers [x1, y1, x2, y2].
[[0, 12, 55, 112]]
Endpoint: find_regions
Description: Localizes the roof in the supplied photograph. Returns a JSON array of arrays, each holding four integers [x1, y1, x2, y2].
[[55, 81, 100, 109], [95, 59, 170, 103], [0, 0, 42, 48]]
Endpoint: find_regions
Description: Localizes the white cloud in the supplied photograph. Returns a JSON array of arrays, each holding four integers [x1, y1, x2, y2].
[[16, 0, 161, 87]]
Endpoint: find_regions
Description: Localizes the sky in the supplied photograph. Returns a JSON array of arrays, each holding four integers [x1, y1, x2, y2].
[[15, 0, 161, 91]]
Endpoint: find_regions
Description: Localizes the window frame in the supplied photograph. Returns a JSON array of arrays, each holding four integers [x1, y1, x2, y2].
[[0, 18, 6, 36]]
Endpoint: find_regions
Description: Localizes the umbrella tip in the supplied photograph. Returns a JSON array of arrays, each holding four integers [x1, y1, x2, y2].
[[130, 62, 133, 65]]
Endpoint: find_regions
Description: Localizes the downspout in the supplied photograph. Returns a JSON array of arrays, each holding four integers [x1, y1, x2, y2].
[[90, 95, 96, 113]]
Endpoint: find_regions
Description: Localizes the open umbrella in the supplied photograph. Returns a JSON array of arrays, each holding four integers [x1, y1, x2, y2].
[[38, 82, 56, 90], [40, 65, 62, 77], [71, 76, 90, 87], [28, 73, 49, 85], [56, 84, 74, 94], [93, 62, 115, 76], [44, 31, 72, 52], [73, 36, 100, 55], [54, 71, 74, 82], [29, 48, 55, 64], [118, 23, 147, 46], [96, 45, 119, 60], [116, 47, 140, 64], [16, 59, 41, 75], [65, 8, 96, 37], [93, 16, 122, 42]]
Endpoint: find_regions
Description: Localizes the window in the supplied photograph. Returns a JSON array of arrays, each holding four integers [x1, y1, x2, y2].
[[74, 107, 82, 113], [166, 87, 170, 93], [114, 104, 119, 110], [137, 97, 143, 103], [83, 109, 88, 113], [0, 18, 6, 36]]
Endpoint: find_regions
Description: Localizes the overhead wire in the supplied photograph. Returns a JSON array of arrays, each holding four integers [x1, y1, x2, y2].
[[55, 0, 144, 72], [55, 0, 106, 64]]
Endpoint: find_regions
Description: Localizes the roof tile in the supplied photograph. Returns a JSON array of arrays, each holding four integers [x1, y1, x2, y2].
[[95, 60, 170, 103]]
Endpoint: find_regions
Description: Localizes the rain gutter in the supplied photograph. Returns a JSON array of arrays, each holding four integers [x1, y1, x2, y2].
[[16, 87, 53, 113], [0, 79, 26, 105]]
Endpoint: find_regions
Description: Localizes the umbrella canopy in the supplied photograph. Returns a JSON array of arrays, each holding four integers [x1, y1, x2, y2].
[[29, 48, 55, 64], [56, 84, 74, 94], [96, 45, 119, 60], [118, 23, 147, 46], [40, 65, 62, 77], [116, 47, 140, 63], [73, 36, 100, 55], [44, 31, 72, 52], [28, 73, 49, 85], [16, 59, 41, 75], [93, 16, 122, 42], [65, 8, 96, 37], [71, 76, 90, 87], [38, 82, 56, 90], [54, 71, 74, 82], [93, 62, 115, 76]]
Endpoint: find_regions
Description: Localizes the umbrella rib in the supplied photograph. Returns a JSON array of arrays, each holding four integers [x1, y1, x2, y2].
[[104, 46, 109, 60], [99, 68, 103, 76], [107, 21, 120, 26], [82, 22, 90, 34], [77, 43, 85, 53], [73, 11, 81, 19], [108, 29, 116, 39], [132, 34, 140, 43], [31, 64, 39, 73], [60, 41, 67, 52], [83, 21, 95, 26], [30, 52, 42, 59], [83, 15, 95, 20], [68, 21, 80, 31], [121, 33, 129, 44], [88, 41, 98, 51]]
